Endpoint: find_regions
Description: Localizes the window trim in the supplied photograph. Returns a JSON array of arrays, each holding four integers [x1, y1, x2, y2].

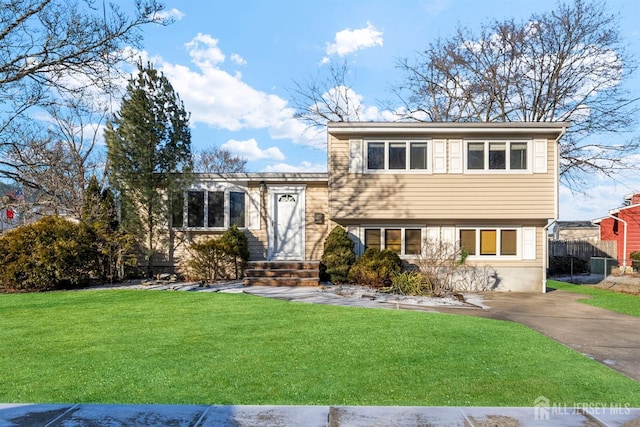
[[175, 184, 248, 230], [362, 226, 425, 258], [458, 226, 522, 259], [463, 139, 532, 173], [364, 139, 432, 174]]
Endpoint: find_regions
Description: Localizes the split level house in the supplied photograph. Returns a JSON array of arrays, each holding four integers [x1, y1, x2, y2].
[[167, 121, 569, 292]]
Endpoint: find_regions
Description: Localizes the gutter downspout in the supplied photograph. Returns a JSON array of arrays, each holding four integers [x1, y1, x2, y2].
[[542, 220, 557, 293], [607, 213, 628, 272]]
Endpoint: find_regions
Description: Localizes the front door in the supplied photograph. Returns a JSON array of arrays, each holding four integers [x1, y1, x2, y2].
[[269, 187, 305, 260]]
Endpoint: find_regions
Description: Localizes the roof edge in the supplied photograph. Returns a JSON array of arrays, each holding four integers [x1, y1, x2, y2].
[[192, 172, 328, 182], [327, 121, 570, 135]]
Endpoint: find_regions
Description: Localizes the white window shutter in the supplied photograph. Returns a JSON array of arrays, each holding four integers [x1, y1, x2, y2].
[[346, 226, 363, 257], [426, 226, 441, 244], [533, 139, 547, 173], [441, 227, 456, 245], [522, 227, 536, 260], [433, 139, 447, 173], [441, 226, 456, 257], [449, 139, 463, 173], [349, 139, 363, 173], [247, 188, 261, 230]]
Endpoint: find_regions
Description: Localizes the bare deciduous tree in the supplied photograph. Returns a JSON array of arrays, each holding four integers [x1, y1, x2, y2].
[[194, 146, 247, 173], [0, 0, 168, 178], [288, 61, 367, 130], [394, 0, 639, 188], [1, 93, 108, 219]]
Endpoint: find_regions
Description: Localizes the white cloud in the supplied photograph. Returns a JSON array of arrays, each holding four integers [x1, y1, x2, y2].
[[221, 138, 285, 161], [155, 34, 288, 131], [131, 33, 391, 152], [153, 8, 185, 21], [230, 53, 247, 66], [147, 33, 335, 150], [323, 22, 383, 63], [185, 33, 226, 69], [261, 161, 327, 173]]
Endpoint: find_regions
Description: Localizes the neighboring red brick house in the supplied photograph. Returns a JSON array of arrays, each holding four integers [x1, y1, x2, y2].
[[593, 193, 640, 270]]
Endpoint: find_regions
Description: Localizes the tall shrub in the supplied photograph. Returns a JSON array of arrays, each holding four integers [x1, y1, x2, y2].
[[321, 226, 355, 283], [184, 226, 250, 283], [220, 225, 250, 279], [184, 238, 226, 283], [0, 216, 97, 291]]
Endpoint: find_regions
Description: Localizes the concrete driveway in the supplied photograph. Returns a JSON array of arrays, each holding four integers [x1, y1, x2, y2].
[[435, 289, 640, 382]]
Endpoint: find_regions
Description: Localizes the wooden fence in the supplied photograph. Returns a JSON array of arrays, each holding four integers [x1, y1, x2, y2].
[[548, 239, 617, 262]]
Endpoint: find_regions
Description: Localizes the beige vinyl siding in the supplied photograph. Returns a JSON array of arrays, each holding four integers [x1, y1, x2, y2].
[[305, 183, 330, 260], [246, 182, 268, 260], [329, 134, 557, 221]]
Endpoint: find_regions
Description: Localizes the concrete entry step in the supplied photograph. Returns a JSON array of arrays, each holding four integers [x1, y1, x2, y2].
[[248, 261, 320, 270], [243, 261, 320, 287]]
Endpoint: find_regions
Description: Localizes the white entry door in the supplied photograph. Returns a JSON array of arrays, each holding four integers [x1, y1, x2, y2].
[[269, 187, 305, 260]]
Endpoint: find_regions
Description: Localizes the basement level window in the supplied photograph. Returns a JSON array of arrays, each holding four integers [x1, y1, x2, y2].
[[459, 228, 518, 257], [364, 227, 422, 256]]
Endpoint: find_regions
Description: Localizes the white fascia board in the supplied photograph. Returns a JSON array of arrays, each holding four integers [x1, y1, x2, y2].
[[327, 122, 570, 137]]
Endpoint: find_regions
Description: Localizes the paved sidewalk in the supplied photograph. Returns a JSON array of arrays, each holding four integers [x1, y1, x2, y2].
[[1, 403, 639, 426]]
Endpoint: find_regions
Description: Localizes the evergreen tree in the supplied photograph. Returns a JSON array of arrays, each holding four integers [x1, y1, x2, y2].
[[321, 226, 356, 283], [105, 61, 192, 277], [220, 225, 250, 279], [81, 175, 128, 282]]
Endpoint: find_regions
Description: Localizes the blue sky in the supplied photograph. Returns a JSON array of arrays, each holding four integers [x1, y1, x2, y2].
[[132, 0, 640, 221]]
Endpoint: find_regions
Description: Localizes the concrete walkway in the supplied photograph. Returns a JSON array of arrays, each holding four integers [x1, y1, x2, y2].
[[1, 403, 639, 426]]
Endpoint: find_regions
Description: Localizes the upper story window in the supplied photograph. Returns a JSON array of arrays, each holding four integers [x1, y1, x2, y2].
[[366, 140, 429, 172], [466, 141, 529, 172], [173, 189, 246, 229]]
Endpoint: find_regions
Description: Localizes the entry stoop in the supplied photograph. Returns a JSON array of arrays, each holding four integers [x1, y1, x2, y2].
[[243, 261, 320, 287]]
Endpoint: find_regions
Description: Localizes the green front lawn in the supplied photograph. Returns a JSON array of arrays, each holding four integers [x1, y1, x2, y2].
[[1, 290, 639, 406], [547, 280, 640, 317]]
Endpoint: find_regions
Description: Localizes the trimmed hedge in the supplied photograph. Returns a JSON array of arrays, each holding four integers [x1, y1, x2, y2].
[[348, 248, 403, 287]]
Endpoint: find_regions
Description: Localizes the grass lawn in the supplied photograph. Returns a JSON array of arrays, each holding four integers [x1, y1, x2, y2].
[[547, 280, 640, 318], [1, 290, 639, 406]]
